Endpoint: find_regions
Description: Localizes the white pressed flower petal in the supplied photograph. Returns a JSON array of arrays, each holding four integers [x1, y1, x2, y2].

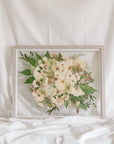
[[43, 57, 48, 62], [35, 95, 44, 101], [70, 86, 84, 96], [51, 97, 57, 104], [55, 80, 65, 91], [34, 71, 42, 81], [32, 91, 37, 97], [65, 95, 69, 100], [47, 88, 57, 96], [75, 73, 80, 81], [32, 80, 38, 88], [38, 102, 44, 107], [66, 71, 77, 85], [74, 59, 86, 70], [56, 97, 64, 106], [44, 77, 48, 85]]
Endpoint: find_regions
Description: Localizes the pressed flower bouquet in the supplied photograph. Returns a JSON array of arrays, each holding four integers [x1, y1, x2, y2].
[[19, 50, 97, 115], [12, 46, 104, 117]]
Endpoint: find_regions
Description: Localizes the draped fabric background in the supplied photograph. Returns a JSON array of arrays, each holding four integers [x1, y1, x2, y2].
[[0, 0, 114, 143]]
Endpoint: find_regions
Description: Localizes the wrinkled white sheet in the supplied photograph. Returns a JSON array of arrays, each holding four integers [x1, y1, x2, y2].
[[0, 0, 114, 143], [0, 116, 114, 144]]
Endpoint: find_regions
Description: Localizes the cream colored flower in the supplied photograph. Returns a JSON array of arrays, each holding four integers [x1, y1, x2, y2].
[[38, 102, 44, 107], [44, 77, 48, 86], [32, 80, 38, 88], [73, 59, 86, 70], [34, 71, 42, 81], [76, 101, 80, 106], [34, 90, 44, 101], [50, 53, 57, 57], [47, 87, 57, 97], [51, 97, 57, 104], [56, 97, 64, 106], [32, 91, 37, 98], [66, 71, 77, 85], [55, 79, 65, 91], [33, 65, 44, 81], [75, 73, 80, 81], [70, 86, 85, 96], [43, 57, 48, 62], [65, 59, 73, 68], [65, 95, 69, 100]]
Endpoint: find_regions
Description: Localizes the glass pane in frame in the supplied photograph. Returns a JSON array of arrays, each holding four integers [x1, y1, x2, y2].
[[12, 46, 104, 118]]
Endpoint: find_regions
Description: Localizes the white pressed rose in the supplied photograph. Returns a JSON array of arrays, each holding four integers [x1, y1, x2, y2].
[[43, 57, 48, 62], [55, 79, 65, 91], [32, 80, 38, 88], [70, 86, 85, 96]]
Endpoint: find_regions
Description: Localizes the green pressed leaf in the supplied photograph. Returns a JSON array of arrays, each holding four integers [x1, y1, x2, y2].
[[27, 57, 38, 67], [77, 96, 83, 101], [80, 83, 96, 95], [89, 94, 96, 101], [46, 107, 59, 115], [79, 103, 87, 110], [36, 81, 40, 86], [47, 69, 54, 78], [20, 69, 32, 75], [30, 51, 34, 57], [35, 52, 42, 61], [19, 51, 23, 56], [58, 93, 64, 98], [64, 100, 69, 108], [45, 51, 51, 58], [71, 66, 77, 74], [20, 54, 38, 67], [39, 66, 43, 69], [44, 97, 51, 105], [24, 76, 35, 84], [57, 53, 63, 61], [69, 94, 77, 104]]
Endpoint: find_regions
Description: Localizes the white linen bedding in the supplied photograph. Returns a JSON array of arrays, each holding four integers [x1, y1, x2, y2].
[[0, 0, 114, 143], [0, 116, 114, 144]]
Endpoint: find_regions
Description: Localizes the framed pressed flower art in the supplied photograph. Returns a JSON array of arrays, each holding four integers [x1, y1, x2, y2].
[[12, 46, 105, 118]]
